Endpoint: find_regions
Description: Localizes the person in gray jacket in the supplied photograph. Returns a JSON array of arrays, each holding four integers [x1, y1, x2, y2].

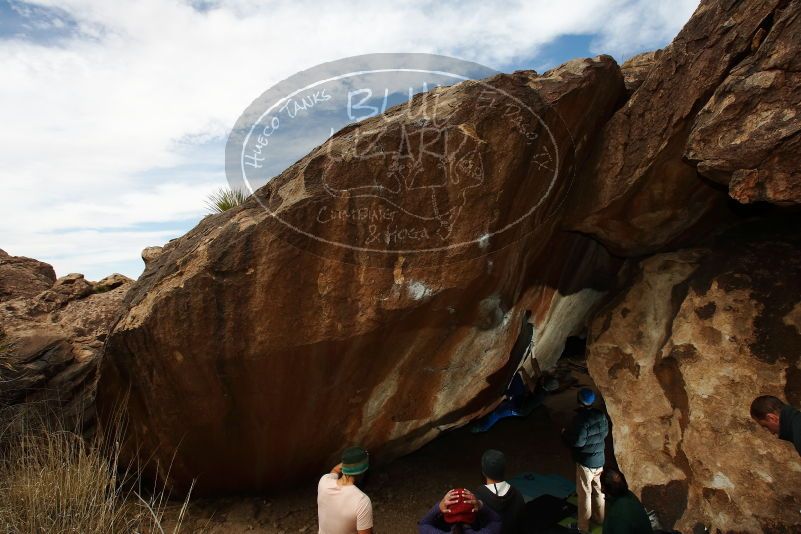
[[563, 388, 609, 533], [751, 395, 801, 456]]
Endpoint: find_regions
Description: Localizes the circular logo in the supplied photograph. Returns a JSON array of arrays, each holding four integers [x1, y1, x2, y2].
[[226, 53, 573, 265]]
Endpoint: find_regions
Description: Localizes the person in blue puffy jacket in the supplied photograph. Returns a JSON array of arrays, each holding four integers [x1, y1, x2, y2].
[[563, 388, 609, 533]]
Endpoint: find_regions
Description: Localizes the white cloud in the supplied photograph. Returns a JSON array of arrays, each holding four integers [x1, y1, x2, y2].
[[590, 0, 701, 59], [0, 0, 699, 280]]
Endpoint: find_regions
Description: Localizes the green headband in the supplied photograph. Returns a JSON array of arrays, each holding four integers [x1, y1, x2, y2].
[[341, 446, 369, 476], [342, 459, 369, 476]]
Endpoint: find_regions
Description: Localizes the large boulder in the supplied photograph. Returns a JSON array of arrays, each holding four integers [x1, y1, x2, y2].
[[0, 267, 132, 432], [97, 57, 624, 494], [685, 0, 801, 206], [586, 219, 801, 533], [566, 0, 792, 254], [0, 249, 56, 302]]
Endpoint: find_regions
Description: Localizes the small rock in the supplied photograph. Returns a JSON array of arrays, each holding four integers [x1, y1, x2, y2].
[[141, 246, 164, 265], [94, 273, 132, 292]]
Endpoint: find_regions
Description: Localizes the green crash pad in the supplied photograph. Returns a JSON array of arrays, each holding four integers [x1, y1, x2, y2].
[[559, 494, 604, 532]]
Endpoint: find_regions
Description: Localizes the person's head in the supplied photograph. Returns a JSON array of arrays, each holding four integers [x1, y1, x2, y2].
[[341, 446, 369, 485], [750, 395, 785, 435], [600, 467, 628, 498], [444, 489, 476, 526], [578, 387, 596, 407], [481, 449, 506, 483]]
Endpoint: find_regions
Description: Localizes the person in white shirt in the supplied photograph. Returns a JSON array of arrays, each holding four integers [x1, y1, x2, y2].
[[317, 446, 373, 534]]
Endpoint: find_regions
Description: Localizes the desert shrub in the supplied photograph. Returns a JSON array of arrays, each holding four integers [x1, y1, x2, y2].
[[0, 404, 191, 533]]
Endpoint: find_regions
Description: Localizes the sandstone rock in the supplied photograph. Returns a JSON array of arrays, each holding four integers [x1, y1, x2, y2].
[[95, 273, 133, 293], [98, 56, 624, 494], [685, 0, 801, 206], [567, 0, 790, 254], [587, 219, 801, 532], [26, 273, 95, 314], [0, 249, 56, 302], [0, 269, 132, 432], [619, 50, 662, 96], [141, 246, 164, 265]]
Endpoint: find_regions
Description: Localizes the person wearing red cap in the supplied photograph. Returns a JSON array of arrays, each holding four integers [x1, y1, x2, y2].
[[317, 446, 373, 534], [418, 489, 502, 533]]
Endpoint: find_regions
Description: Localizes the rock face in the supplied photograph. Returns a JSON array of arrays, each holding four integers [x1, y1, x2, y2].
[[619, 50, 662, 96], [94, 0, 801, 511], [587, 220, 801, 533], [141, 246, 164, 266], [0, 249, 56, 302], [0, 254, 132, 431], [566, 0, 794, 254], [686, 0, 801, 206], [98, 57, 624, 494]]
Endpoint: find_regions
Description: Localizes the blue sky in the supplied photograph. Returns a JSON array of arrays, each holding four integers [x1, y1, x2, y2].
[[0, 0, 700, 280]]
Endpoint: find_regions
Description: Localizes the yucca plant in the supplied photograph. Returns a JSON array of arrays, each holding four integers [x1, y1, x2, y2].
[[205, 187, 249, 213]]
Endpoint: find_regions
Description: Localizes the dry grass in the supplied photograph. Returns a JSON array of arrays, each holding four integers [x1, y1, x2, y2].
[[0, 403, 192, 533], [0, 328, 15, 374]]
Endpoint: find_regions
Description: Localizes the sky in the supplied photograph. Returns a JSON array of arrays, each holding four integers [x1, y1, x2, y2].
[[0, 0, 700, 281]]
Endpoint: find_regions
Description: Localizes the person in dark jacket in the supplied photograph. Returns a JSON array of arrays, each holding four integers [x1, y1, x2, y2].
[[473, 450, 525, 534], [418, 489, 502, 534], [750, 395, 801, 456], [563, 387, 608, 533], [600, 468, 653, 534]]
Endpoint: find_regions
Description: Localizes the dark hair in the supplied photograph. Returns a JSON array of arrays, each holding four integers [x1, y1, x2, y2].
[[481, 449, 506, 481], [750, 395, 785, 420], [601, 468, 628, 498]]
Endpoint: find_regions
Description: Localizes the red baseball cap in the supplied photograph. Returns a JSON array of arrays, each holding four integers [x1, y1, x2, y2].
[[444, 489, 477, 524]]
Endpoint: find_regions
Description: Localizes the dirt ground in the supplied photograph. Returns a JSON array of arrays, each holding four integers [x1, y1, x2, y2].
[[167, 362, 597, 533]]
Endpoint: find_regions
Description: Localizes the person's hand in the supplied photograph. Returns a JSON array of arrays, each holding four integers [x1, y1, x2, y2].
[[462, 490, 482, 512], [439, 489, 460, 514], [331, 463, 343, 476]]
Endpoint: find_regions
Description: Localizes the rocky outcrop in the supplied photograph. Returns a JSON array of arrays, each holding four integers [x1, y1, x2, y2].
[[0, 255, 132, 431], [0, 249, 56, 302], [566, 4, 801, 526], [97, 57, 624, 494], [685, 0, 801, 206], [619, 50, 662, 96], [141, 246, 164, 266], [566, 0, 793, 254], [586, 219, 801, 533], [91, 0, 801, 512]]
